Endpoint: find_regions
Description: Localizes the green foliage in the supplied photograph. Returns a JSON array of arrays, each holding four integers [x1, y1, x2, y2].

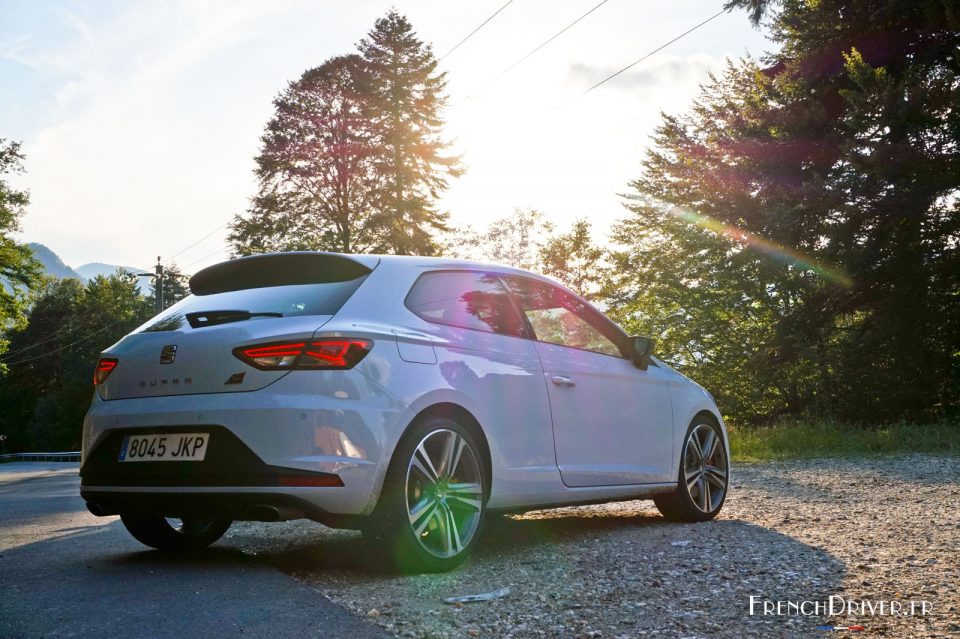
[[540, 219, 605, 299], [444, 208, 555, 271], [0, 139, 43, 340], [616, 0, 960, 423], [444, 211, 608, 302], [730, 419, 960, 461], [231, 11, 459, 257], [0, 273, 153, 451], [606, 196, 788, 422]]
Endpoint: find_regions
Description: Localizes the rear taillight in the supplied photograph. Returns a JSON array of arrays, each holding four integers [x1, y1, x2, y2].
[[233, 339, 373, 371], [94, 358, 118, 385]]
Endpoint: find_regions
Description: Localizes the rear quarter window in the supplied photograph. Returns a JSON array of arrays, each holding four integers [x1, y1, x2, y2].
[[404, 271, 526, 338]]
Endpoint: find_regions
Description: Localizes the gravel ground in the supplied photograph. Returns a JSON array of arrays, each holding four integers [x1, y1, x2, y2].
[[227, 455, 960, 638]]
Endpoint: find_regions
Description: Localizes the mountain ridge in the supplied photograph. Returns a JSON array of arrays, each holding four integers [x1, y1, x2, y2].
[[27, 243, 148, 291]]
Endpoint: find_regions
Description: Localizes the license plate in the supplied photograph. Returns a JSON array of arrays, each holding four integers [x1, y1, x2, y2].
[[119, 433, 209, 462]]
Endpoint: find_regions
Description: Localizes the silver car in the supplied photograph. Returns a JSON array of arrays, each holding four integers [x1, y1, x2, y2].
[[81, 252, 729, 572]]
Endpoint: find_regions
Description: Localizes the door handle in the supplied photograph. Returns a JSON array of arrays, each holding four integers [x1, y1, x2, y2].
[[551, 375, 576, 387]]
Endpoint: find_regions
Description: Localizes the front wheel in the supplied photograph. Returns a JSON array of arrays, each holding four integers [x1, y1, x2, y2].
[[364, 417, 488, 573], [654, 416, 729, 522], [120, 513, 232, 550]]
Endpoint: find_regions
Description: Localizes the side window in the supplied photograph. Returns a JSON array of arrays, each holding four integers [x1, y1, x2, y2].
[[503, 277, 623, 357], [405, 271, 526, 338]]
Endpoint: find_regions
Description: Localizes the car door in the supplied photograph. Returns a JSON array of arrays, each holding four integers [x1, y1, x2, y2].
[[502, 276, 674, 487]]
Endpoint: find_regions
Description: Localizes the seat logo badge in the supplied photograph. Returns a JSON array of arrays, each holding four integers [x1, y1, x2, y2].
[[160, 345, 178, 364]]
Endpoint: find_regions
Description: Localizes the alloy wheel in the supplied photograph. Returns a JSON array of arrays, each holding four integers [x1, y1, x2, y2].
[[405, 429, 484, 559], [683, 423, 728, 513]]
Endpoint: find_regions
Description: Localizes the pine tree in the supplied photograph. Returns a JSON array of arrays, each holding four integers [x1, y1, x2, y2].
[[359, 11, 461, 255], [614, 0, 960, 422]]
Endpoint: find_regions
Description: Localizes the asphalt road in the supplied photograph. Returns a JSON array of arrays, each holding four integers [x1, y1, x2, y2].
[[0, 462, 386, 639]]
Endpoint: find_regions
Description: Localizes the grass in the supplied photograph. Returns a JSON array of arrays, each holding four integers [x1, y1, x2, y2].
[[729, 419, 960, 462]]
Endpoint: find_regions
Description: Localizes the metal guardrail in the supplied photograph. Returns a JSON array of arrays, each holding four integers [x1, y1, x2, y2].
[[0, 451, 81, 462]]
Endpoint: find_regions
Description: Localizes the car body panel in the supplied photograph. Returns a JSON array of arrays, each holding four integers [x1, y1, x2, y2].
[[534, 342, 675, 487], [96, 316, 333, 400]]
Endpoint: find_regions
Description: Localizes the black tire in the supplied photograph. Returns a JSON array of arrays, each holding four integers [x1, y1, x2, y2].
[[120, 512, 232, 550], [654, 415, 729, 522], [363, 415, 488, 573]]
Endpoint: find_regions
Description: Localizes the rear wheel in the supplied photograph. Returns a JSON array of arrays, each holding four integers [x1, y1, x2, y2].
[[120, 512, 232, 550], [364, 416, 487, 573], [654, 416, 728, 522]]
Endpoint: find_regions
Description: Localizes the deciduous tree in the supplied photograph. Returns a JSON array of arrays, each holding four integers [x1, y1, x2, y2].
[[540, 219, 605, 299], [230, 56, 383, 255], [0, 139, 42, 345], [443, 208, 554, 271]]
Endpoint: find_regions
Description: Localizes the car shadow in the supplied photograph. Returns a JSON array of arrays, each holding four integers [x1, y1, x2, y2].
[[232, 501, 847, 637], [247, 499, 844, 581], [2, 495, 847, 638]]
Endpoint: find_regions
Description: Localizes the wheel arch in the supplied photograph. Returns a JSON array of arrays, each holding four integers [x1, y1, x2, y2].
[[372, 401, 493, 513], [410, 402, 492, 495]]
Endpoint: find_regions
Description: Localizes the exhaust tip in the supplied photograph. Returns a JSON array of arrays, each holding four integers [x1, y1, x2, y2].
[[245, 505, 282, 522]]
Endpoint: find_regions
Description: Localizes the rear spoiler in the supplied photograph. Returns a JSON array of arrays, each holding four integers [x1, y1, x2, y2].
[[189, 252, 379, 295]]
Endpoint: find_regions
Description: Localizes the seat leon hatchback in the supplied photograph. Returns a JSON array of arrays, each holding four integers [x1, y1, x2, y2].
[[80, 252, 729, 571]]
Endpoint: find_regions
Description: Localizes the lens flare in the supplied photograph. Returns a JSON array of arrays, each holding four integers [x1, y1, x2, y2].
[[668, 207, 854, 288]]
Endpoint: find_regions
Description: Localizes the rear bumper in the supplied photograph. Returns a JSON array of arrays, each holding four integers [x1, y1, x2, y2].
[[80, 425, 344, 487], [80, 488, 364, 528], [80, 369, 406, 516]]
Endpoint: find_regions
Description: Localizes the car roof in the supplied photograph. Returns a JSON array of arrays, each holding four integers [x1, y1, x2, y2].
[[200, 251, 561, 284], [370, 253, 555, 280]]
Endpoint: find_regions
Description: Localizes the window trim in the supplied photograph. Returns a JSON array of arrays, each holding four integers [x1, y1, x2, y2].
[[403, 269, 532, 339]]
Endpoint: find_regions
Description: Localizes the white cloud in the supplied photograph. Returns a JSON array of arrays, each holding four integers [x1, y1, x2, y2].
[[568, 53, 729, 99]]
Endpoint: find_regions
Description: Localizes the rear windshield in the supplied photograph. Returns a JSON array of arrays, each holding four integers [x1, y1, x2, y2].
[[136, 276, 368, 333]]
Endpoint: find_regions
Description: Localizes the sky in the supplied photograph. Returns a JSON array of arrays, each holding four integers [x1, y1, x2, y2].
[[0, 0, 772, 272]]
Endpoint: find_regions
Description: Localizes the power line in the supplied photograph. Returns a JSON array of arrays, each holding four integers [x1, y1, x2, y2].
[[439, 0, 515, 61], [163, 222, 228, 266], [469, 0, 614, 97], [184, 247, 229, 271], [556, 8, 725, 110], [1, 316, 132, 367], [0, 313, 103, 363]]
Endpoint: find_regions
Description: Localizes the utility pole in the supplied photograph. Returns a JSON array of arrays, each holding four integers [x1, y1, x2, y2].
[[136, 257, 165, 314], [155, 256, 164, 313]]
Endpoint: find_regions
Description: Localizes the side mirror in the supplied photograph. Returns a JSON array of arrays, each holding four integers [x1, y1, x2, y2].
[[630, 335, 654, 370]]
